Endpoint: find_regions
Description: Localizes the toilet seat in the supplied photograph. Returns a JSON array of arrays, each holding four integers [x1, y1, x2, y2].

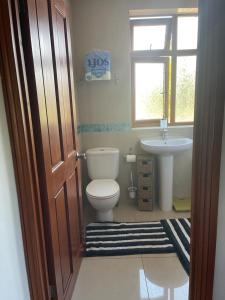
[[86, 179, 120, 199]]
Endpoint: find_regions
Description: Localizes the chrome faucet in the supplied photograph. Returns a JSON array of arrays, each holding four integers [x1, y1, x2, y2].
[[161, 129, 168, 141], [160, 118, 168, 142]]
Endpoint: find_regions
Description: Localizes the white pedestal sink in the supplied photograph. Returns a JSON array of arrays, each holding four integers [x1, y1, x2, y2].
[[140, 138, 193, 211]]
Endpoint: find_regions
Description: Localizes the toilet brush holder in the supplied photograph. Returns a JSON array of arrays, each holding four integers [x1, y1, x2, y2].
[[128, 186, 137, 199]]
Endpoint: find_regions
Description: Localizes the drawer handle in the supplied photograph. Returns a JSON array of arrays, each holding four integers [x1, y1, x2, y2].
[[143, 174, 151, 178], [143, 199, 150, 203], [143, 186, 150, 191]]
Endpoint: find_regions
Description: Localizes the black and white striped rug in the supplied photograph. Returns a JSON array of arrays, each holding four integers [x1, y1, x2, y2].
[[85, 218, 191, 274], [85, 221, 175, 257], [161, 218, 191, 274]]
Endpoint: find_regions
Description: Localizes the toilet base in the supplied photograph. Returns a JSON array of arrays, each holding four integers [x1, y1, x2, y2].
[[96, 209, 113, 222]]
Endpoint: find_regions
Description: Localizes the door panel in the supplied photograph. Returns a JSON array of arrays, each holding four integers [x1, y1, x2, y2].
[[47, 97, 64, 167], [54, 186, 72, 292], [54, 8, 75, 156], [67, 172, 80, 265], [35, 0, 65, 170], [20, 0, 83, 299]]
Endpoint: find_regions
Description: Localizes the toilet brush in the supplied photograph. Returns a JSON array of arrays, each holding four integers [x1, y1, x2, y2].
[[128, 168, 137, 199]]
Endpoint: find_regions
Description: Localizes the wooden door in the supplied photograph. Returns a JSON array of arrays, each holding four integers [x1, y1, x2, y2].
[[19, 0, 83, 299]]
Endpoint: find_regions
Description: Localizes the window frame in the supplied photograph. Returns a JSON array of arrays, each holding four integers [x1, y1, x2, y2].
[[131, 57, 169, 127], [131, 14, 198, 127], [130, 18, 172, 51]]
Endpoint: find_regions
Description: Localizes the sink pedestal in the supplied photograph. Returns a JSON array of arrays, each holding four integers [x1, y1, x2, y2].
[[158, 155, 174, 211], [140, 137, 193, 212]]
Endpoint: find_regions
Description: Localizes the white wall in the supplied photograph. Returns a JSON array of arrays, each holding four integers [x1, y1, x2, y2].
[[71, 0, 196, 204], [213, 108, 225, 300], [0, 79, 30, 300]]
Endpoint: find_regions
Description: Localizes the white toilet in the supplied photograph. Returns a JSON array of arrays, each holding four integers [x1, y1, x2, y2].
[[86, 147, 120, 222]]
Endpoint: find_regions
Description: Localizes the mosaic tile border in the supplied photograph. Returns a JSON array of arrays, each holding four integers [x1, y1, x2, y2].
[[77, 122, 131, 134]]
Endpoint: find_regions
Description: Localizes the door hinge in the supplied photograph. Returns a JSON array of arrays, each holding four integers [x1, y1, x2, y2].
[[49, 285, 57, 300]]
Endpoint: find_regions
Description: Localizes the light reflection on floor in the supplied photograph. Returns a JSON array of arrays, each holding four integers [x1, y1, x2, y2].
[[140, 257, 189, 300], [139, 269, 150, 299]]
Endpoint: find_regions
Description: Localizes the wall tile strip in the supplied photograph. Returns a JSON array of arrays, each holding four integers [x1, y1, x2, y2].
[[77, 123, 131, 134]]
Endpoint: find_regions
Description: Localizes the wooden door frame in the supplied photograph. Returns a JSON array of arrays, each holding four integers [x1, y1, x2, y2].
[[0, 0, 224, 300], [189, 0, 225, 299]]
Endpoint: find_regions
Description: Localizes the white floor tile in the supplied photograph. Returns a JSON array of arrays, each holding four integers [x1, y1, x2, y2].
[[84, 254, 141, 260], [142, 256, 189, 300], [72, 257, 149, 300], [84, 200, 190, 224], [141, 253, 177, 259]]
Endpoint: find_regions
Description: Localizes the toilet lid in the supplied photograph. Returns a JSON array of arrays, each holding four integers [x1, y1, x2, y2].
[[86, 179, 120, 199]]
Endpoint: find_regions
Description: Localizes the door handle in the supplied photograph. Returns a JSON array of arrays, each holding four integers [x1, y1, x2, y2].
[[76, 152, 86, 160]]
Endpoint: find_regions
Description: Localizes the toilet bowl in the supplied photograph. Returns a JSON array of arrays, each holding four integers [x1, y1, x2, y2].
[[85, 147, 120, 222], [86, 179, 120, 222]]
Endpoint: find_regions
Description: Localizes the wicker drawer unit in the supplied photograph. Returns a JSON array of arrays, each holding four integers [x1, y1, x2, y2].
[[138, 198, 154, 211], [138, 173, 154, 187], [137, 158, 154, 174], [137, 155, 156, 211], [139, 188, 153, 199]]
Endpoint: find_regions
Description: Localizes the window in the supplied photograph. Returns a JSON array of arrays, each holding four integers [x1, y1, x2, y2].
[[131, 15, 198, 126], [134, 59, 168, 121]]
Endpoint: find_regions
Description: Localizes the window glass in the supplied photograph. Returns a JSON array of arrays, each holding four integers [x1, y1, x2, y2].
[[175, 56, 197, 122], [177, 16, 198, 50], [133, 25, 167, 50], [135, 62, 165, 120]]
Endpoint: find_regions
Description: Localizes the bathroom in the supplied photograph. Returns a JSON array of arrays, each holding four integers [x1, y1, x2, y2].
[[71, 0, 195, 298], [4, 0, 224, 299], [72, 1, 194, 223]]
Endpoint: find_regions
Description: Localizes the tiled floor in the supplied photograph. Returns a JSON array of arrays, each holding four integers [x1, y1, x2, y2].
[[72, 254, 189, 300], [84, 199, 191, 224], [76, 201, 190, 300]]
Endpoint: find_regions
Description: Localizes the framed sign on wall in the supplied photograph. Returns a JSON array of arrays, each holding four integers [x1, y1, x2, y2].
[[85, 50, 111, 81]]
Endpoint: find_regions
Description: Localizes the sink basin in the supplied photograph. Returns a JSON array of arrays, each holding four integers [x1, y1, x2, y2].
[[140, 137, 193, 212], [140, 138, 193, 155]]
